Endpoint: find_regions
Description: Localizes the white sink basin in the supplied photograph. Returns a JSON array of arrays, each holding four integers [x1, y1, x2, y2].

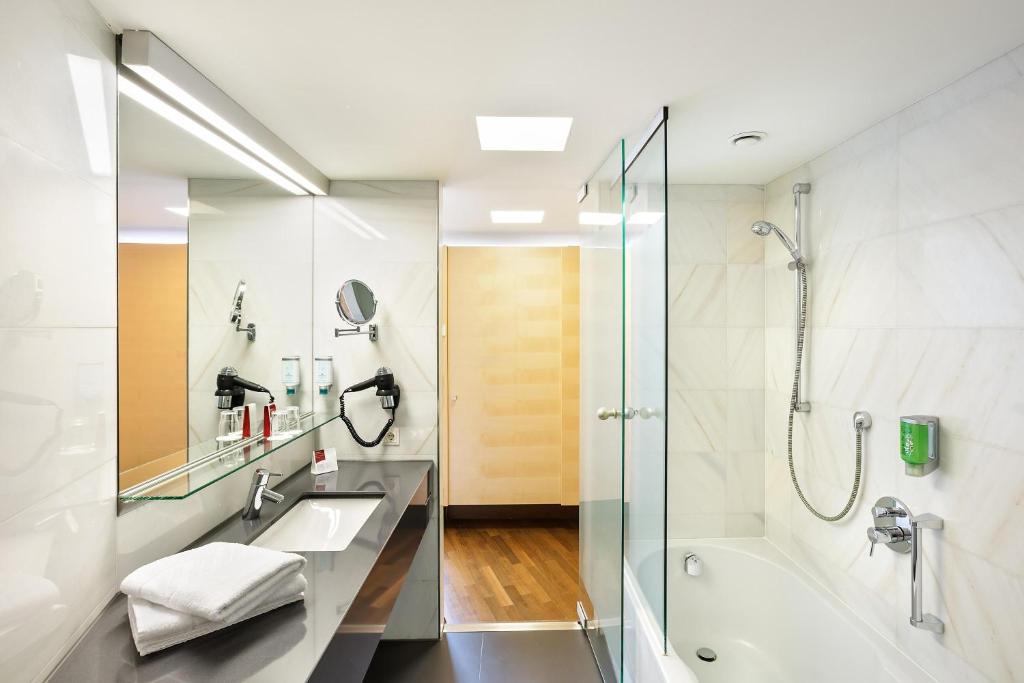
[[251, 496, 382, 552]]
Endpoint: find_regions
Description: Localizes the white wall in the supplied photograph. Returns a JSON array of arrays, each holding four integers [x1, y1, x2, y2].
[[667, 185, 766, 538], [764, 42, 1024, 682], [313, 180, 440, 639], [313, 181, 439, 461], [0, 1, 118, 681]]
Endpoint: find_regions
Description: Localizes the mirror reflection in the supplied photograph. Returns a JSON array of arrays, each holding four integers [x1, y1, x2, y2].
[[336, 279, 377, 325], [117, 78, 314, 492]]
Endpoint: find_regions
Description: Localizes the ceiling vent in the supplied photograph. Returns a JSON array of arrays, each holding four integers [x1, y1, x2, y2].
[[730, 131, 766, 147]]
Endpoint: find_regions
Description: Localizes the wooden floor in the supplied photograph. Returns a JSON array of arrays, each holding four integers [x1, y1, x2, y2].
[[443, 520, 581, 623]]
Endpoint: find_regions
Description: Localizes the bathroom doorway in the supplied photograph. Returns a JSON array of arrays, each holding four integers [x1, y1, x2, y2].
[[440, 245, 583, 625]]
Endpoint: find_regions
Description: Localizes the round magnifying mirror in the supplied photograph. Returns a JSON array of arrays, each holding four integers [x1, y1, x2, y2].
[[336, 279, 377, 325], [229, 280, 246, 323]]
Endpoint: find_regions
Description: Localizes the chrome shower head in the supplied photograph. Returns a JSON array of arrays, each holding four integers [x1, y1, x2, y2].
[[750, 220, 801, 262]]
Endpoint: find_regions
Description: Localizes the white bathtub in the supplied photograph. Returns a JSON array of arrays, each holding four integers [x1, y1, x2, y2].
[[624, 538, 933, 683]]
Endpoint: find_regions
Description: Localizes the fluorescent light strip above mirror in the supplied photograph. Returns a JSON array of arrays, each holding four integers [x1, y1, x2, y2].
[[120, 31, 329, 195], [491, 210, 545, 224], [129, 64, 325, 195], [118, 77, 307, 195]]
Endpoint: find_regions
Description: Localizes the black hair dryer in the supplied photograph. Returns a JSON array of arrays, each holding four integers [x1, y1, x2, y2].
[[339, 366, 400, 447], [215, 366, 275, 409]]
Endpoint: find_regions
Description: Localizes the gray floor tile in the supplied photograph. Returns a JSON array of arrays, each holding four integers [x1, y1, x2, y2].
[[479, 631, 601, 683], [363, 630, 601, 683]]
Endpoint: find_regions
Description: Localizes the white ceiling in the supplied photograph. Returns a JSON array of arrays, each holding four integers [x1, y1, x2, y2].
[[92, 0, 1024, 236]]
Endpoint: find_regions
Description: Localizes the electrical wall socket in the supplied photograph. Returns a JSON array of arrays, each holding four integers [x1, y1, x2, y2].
[[383, 428, 399, 446]]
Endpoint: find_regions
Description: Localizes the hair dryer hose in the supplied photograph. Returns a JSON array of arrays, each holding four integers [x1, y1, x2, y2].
[[339, 391, 395, 448]]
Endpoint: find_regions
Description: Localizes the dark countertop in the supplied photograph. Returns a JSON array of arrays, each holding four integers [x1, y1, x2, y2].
[[49, 460, 433, 683]]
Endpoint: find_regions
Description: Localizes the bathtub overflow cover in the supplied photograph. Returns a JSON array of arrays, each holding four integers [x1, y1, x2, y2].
[[696, 647, 717, 663]]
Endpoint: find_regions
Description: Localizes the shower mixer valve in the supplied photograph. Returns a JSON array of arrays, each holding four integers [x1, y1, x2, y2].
[[867, 496, 945, 634]]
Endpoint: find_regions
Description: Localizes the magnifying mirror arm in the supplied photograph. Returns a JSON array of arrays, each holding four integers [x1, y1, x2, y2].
[[234, 315, 256, 342], [334, 323, 378, 342]]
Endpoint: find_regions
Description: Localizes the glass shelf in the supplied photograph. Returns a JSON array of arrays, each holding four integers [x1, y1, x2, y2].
[[118, 411, 339, 501]]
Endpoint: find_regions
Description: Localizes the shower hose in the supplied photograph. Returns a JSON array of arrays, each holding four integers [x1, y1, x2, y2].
[[788, 261, 862, 522]]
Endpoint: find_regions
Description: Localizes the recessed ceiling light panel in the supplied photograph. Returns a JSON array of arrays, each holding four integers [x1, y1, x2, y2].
[[628, 211, 664, 225], [476, 116, 573, 151], [579, 212, 621, 226], [490, 210, 545, 224]]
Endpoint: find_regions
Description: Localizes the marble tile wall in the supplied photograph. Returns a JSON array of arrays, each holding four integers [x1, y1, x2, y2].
[[312, 180, 440, 640], [667, 184, 766, 538], [763, 42, 1024, 682], [0, 1, 118, 681]]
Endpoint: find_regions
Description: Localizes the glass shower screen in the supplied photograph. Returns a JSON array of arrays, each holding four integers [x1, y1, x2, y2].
[[579, 108, 668, 682]]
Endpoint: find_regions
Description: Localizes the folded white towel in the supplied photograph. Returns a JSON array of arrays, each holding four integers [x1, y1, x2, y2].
[[120, 542, 306, 623], [127, 573, 307, 656]]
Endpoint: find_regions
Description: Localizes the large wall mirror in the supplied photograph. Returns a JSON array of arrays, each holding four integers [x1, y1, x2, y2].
[[116, 49, 317, 494]]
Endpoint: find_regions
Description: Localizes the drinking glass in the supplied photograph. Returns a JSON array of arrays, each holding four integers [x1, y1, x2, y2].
[[286, 406, 301, 434], [270, 411, 290, 439], [216, 411, 240, 443], [232, 407, 245, 436]]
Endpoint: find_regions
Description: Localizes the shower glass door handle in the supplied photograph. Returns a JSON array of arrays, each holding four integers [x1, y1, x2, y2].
[[597, 407, 621, 420]]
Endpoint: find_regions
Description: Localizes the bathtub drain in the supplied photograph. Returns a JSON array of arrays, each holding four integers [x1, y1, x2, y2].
[[696, 647, 717, 663]]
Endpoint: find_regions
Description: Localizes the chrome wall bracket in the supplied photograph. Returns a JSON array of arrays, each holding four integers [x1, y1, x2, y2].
[[235, 319, 256, 342], [334, 323, 378, 342]]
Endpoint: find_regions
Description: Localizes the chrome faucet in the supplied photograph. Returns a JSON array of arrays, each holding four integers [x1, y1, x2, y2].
[[867, 496, 944, 633], [242, 468, 284, 520], [866, 502, 909, 555]]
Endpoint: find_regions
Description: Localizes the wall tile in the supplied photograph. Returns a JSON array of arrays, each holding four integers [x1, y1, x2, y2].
[[0, 460, 116, 683], [0, 0, 116, 196], [0, 138, 116, 328], [725, 197, 765, 264], [726, 390, 764, 452], [668, 327, 726, 390], [725, 264, 765, 327], [725, 450, 764, 515], [726, 327, 764, 390], [897, 211, 1024, 328], [0, 327, 116, 523], [899, 79, 1024, 230], [668, 389, 726, 453], [667, 193, 726, 264], [668, 264, 726, 326], [668, 185, 766, 540]]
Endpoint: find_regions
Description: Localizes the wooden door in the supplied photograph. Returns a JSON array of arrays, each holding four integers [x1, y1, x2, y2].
[[446, 246, 578, 506]]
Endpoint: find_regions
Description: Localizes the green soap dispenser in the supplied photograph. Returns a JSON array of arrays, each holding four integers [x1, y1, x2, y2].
[[900, 416, 939, 476]]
